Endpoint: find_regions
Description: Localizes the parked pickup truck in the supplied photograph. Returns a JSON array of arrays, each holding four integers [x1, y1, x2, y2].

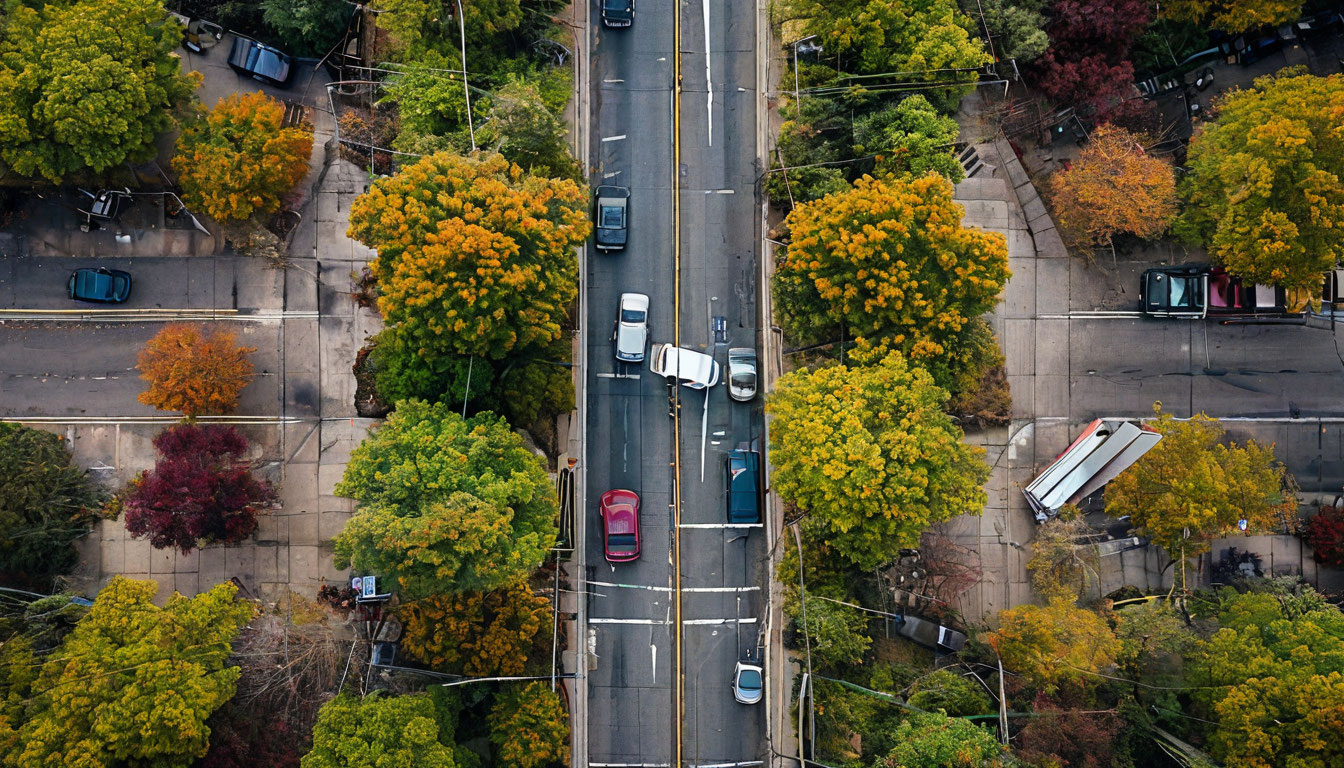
[[1140, 265, 1344, 320]]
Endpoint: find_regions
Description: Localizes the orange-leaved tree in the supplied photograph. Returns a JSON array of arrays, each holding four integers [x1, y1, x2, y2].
[[172, 91, 312, 222], [137, 323, 256, 417], [398, 579, 551, 675], [1047, 124, 1177, 252], [987, 597, 1119, 694]]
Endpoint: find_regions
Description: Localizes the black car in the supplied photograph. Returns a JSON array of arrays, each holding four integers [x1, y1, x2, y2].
[[227, 37, 293, 87], [68, 268, 132, 303], [594, 185, 630, 252], [1140, 265, 1207, 318], [601, 0, 634, 27]]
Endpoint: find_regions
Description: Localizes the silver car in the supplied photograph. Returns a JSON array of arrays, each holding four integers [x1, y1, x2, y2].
[[615, 293, 649, 362], [728, 347, 757, 401], [732, 660, 763, 705]]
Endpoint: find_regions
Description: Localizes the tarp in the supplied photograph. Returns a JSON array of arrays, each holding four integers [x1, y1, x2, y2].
[[1023, 419, 1163, 522]]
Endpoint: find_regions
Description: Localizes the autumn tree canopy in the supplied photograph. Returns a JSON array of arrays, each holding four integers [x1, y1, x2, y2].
[[173, 91, 313, 222], [301, 693, 456, 768], [767, 353, 989, 570], [0, 0, 200, 182], [122, 424, 275, 552], [1105, 411, 1295, 561], [137, 324, 257, 417], [1178, 71, 1344, 291], [1159, 0, 1302, 34], [347, 151, 589, 361], [0, 424, 103, 591], [399, 578, 551, 675], [333, 400, 557, 598], [488, 682, 569, 768], [1047, 124, 1177, 251], [6, 578, 251, 767], [1031, 0, 1150, 118], [773, 173, 1008, 372], [1194, 589, 1344, 767], [987, 597, 1120, 693]]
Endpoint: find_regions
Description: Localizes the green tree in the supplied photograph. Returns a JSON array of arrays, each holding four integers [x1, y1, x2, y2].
[[1159, 0, 1302, 34], [987, 597, 1119, 693], [773, 173, 1008, 379], [1194, 590, 1344, 768], [347, 151, 589, 367], [0, 424, 103, 591], [966, 0, 1050, 62], [794, 595, 872, 669], [775, 0, 990, 87], [875, 712, 1006, 767], [767, 353, 989, 570], [1105, 411, 1295, 566], [260, 0, 353, 56], [302, 693, 456, 768], [907, 670, 991, 717], [855, 95, 963, 182], [383, 51, 472, 152], [480, 77, 582, 180], [11, 577, 251, 768], [333, 400, 557, 598], [172, 91, 313, 223], [1113, 601, 1197, 681], [0, 0, 200, 182], [1177, 71, 1344, 291], [488, 682, 568, 768]]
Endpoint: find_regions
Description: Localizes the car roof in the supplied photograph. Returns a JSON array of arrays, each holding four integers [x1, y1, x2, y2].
[[620, 293, 649, 311]]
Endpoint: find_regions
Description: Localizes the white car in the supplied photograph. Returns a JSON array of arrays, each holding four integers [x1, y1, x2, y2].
[[614, 293, 649, 362], [732, 660, 763, 705], [649, 343, 720, 389]]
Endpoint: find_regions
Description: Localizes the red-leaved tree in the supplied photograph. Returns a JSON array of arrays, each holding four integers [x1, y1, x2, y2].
[[122, 424, 274, 552], [1305, 506, 1344, 568], [1033, 0, 1151, 119]]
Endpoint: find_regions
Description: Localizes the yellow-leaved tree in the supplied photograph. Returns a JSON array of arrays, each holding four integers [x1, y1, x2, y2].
[[1159, 0, 1302, 34], [399, 579, 551, 675], [773, 172, 1008, 386], [1105, 409, 1296, 586], [1177, 70, 1344, 291], [766, 352, 989, 570]]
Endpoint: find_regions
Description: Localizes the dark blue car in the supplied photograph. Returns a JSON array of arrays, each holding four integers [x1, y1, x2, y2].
[[727, 447, 760, 524], [68, 268, 132, 303]]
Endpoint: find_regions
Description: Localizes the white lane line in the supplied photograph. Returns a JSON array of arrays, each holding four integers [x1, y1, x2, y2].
[[703, 0, 713, 146], [594, 372, 641, 379], [587, 580, 760, 593], [650, 644, 656, 681], [603, 171, 622, 178], [679, 523, 764, 529], [691, 762, 766, 768], [603, 78, 626, 83], [590, 764, 672, 768], [588, 617, 759, 625], [1038, 311, 1145, 319], [602, 134, 628, 142]]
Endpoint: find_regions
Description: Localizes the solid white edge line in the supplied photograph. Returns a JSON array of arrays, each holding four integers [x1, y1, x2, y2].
[[588, 617, 759, 625], [679, 523, 764, 528]]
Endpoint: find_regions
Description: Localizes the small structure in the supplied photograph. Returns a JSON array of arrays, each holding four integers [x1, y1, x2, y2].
[[1024, 418, 1163, 522]]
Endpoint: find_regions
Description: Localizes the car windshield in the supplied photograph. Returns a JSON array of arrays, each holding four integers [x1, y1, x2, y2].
[[600, 205, 624, 229], [1147, 272, 1200, 310], [607, 534, 637, 552], [621, 308, 645, 323], [737, 669, 762, 690], [731, 371, 755, 389]]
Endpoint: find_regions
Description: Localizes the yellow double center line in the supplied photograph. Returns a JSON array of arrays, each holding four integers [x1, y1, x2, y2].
[[672, 2, 685, 768]]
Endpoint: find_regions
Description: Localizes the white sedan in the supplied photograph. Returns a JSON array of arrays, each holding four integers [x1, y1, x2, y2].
[[614, 293, 649, 362]]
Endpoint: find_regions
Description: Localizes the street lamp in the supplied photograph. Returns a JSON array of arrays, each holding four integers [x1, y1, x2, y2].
[[451, 0, 476, 151], [788, 34, 822, 108]]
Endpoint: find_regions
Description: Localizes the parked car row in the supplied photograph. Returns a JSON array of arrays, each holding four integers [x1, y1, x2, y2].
[[1140, 264, 1344, 320]]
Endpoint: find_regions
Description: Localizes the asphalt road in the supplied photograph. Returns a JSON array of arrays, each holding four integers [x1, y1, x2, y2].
[[584, 1, 767, 765]]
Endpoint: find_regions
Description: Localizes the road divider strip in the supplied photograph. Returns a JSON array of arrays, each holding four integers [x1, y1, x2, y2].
[[586, 580, 760, 593], [588, 617, 759, 626]]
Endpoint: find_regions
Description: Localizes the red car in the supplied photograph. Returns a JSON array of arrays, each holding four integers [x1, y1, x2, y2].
[[600, 489, 641, 563]]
